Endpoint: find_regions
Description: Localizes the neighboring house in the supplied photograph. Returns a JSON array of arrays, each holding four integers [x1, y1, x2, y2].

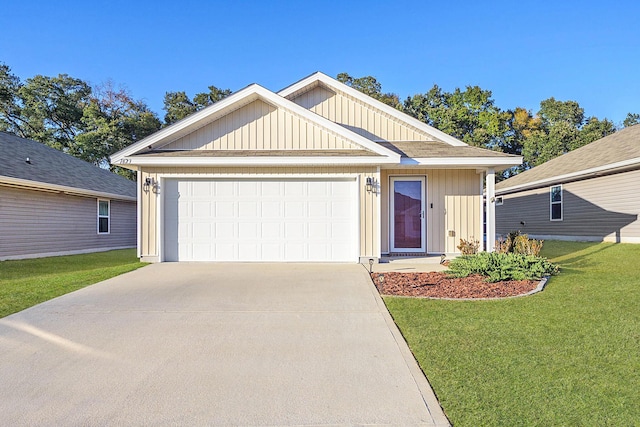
[[495, 124, 640, 243], [0, 132, 137, 260], [111, 72, 521, 263]]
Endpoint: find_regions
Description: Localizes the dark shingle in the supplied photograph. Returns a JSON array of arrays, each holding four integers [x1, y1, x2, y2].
[[496, 124, 640, 192], [0, 132, 136, 198]]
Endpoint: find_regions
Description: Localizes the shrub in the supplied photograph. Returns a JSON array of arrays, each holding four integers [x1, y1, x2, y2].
[[457, 237, 480, 255], [446, 252, 559, 282], [495, 231, 544, 256]]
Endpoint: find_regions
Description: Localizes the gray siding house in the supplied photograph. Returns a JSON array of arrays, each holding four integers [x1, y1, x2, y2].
[[495, 125, 640, 243], [0, 132, 137, 260]]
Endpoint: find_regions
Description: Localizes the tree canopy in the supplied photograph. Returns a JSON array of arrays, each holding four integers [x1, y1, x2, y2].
[[1, 62, 634, 181]]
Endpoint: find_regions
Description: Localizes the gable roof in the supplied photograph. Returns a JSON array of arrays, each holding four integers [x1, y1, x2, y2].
[[278, 72, 467, 147], [496, 124, 640, 194], [110, 83, 401, 167], [0, 132, 136, 200]]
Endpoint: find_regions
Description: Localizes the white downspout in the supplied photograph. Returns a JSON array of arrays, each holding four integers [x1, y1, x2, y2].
[[485, 168, 496, 252]]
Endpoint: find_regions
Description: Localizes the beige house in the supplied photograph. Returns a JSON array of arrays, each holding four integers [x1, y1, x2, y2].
[[111, 73, 521, 262], [1, 132, 137, 260], [496, 124, 640, 243]]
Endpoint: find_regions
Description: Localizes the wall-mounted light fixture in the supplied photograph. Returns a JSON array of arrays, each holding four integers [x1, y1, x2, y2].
[[365, 177, 373, 193], [143, 177, 155, 193]]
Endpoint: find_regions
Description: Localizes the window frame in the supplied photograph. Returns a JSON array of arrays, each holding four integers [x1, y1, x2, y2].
[[97, 199, 110, 234], [550, 185, 563, 221]]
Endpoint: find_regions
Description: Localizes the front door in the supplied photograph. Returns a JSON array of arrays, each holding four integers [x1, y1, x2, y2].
[[390, 177, 426, 252]]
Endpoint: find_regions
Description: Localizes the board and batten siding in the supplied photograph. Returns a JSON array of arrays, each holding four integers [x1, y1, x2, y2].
[[496, 169, 640, 243], [0, 186, 136, 260], [139, 166, 380, 262], [381, 169, 483, 254], [160, 99, 361, 151], [289, 85, 434, 142]]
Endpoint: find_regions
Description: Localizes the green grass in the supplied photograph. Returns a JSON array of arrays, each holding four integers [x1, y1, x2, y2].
[[0, 249, 147, 318], [385, 241, 640, 426]]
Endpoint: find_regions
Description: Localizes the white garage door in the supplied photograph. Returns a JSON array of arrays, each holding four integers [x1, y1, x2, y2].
[[163, 178, 358, 262]]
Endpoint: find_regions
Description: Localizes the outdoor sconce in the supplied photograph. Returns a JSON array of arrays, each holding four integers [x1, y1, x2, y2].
[[365, 177, 373, 193], [143, 177, 155, 193]]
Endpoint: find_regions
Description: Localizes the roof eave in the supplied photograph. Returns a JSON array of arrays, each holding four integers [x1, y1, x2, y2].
[[398, 156, 523, 169], [496, 157, 640, 194], [117, 156, 400, 167], [0, 175, 137, 201]]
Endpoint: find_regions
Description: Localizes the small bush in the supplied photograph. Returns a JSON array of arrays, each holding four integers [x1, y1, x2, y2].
[[457, 237, 480, 255], [495, 231, 544, 256], [446, 252, 559, 282]]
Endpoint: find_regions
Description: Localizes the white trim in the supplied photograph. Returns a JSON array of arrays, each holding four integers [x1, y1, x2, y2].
[[0, 176, 136, 201], [376, 166, 382, 259], [110, 83, 401, 164], [485, 169, 496, 252], [400, 156, 522, 167], [0, 246, 135, 261], [97, 199, 110, 235], [479, 171, 485, 252], [550, 184, 563, 221], [278, 72, 469, 147], [116, 155, 398, 167], [496, 157, 640, 194], [389, 176, 427, 253], [136, 169, 141, 258]]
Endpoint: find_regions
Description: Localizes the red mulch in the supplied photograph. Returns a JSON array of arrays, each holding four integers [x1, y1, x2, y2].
[[371, 272, 539, 299]]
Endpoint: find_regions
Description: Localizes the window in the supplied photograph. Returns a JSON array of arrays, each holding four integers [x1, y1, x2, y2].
[[98, 200, 110, 234], [550, 185, 562, 221], [495, 196, 503, 206]]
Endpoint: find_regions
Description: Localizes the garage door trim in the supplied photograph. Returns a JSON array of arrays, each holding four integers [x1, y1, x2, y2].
[[158, 175, 361, 262]]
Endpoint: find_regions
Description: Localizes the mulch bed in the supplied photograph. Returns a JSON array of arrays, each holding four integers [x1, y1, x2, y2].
[[371, 271, 539, 299]]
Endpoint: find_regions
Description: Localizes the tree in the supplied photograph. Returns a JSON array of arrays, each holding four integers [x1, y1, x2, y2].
[[623, 112, 640, 127], [522, 98, 616, 167], [404, 85, 511, 150], [75, 81, 162, 178], [0, 64, 23, 135], [336, 72, 400, 108], [18, 74, 92, 151], [163, 85, 232, 125]]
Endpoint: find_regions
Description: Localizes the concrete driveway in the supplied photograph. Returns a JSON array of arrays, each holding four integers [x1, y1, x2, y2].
[[0, 263, 449, 426]]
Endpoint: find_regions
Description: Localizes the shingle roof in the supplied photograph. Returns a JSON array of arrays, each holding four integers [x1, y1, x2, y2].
[[0, 132, 136, 199], [379, 141, 519, 159], [496, 124, 640, 193]]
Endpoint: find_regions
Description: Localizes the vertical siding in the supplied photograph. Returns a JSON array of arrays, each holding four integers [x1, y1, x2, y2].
[[289, 86, 434, 142], [0, 186, 136, 259], [496, 169, 640, 242], [160, 100, 361, 151], [140, 167, 380, 261], [380, 169, 482, 254]]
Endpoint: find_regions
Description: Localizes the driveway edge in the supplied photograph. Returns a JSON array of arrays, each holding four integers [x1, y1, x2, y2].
[[360, 267, 451, 427]]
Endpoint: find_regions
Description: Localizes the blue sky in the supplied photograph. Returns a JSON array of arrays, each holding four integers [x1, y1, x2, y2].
[[2, 0, 638, 125]]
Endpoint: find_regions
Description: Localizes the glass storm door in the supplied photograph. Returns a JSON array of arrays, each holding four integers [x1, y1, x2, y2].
[[390, 177, 426, 252]]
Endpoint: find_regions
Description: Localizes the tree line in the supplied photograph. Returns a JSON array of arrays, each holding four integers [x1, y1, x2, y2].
[[1, 63, 638, 180]]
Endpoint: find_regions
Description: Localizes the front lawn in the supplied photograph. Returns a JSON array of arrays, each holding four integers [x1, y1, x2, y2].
[[385, 241, 640, 426], [0, 249, 147, 318]]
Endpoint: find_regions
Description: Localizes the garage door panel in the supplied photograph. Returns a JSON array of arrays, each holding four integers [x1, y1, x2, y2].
[[164, 179, 357, 262]]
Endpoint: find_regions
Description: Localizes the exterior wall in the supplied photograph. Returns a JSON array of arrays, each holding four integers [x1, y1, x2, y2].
[[161, 100, 360, 151], [289, 86, 433, 142], [0, 185, 136, 260], [381, 169, 483, 254], [139, 166, 380, 262], [496, 169, 640, 243]]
